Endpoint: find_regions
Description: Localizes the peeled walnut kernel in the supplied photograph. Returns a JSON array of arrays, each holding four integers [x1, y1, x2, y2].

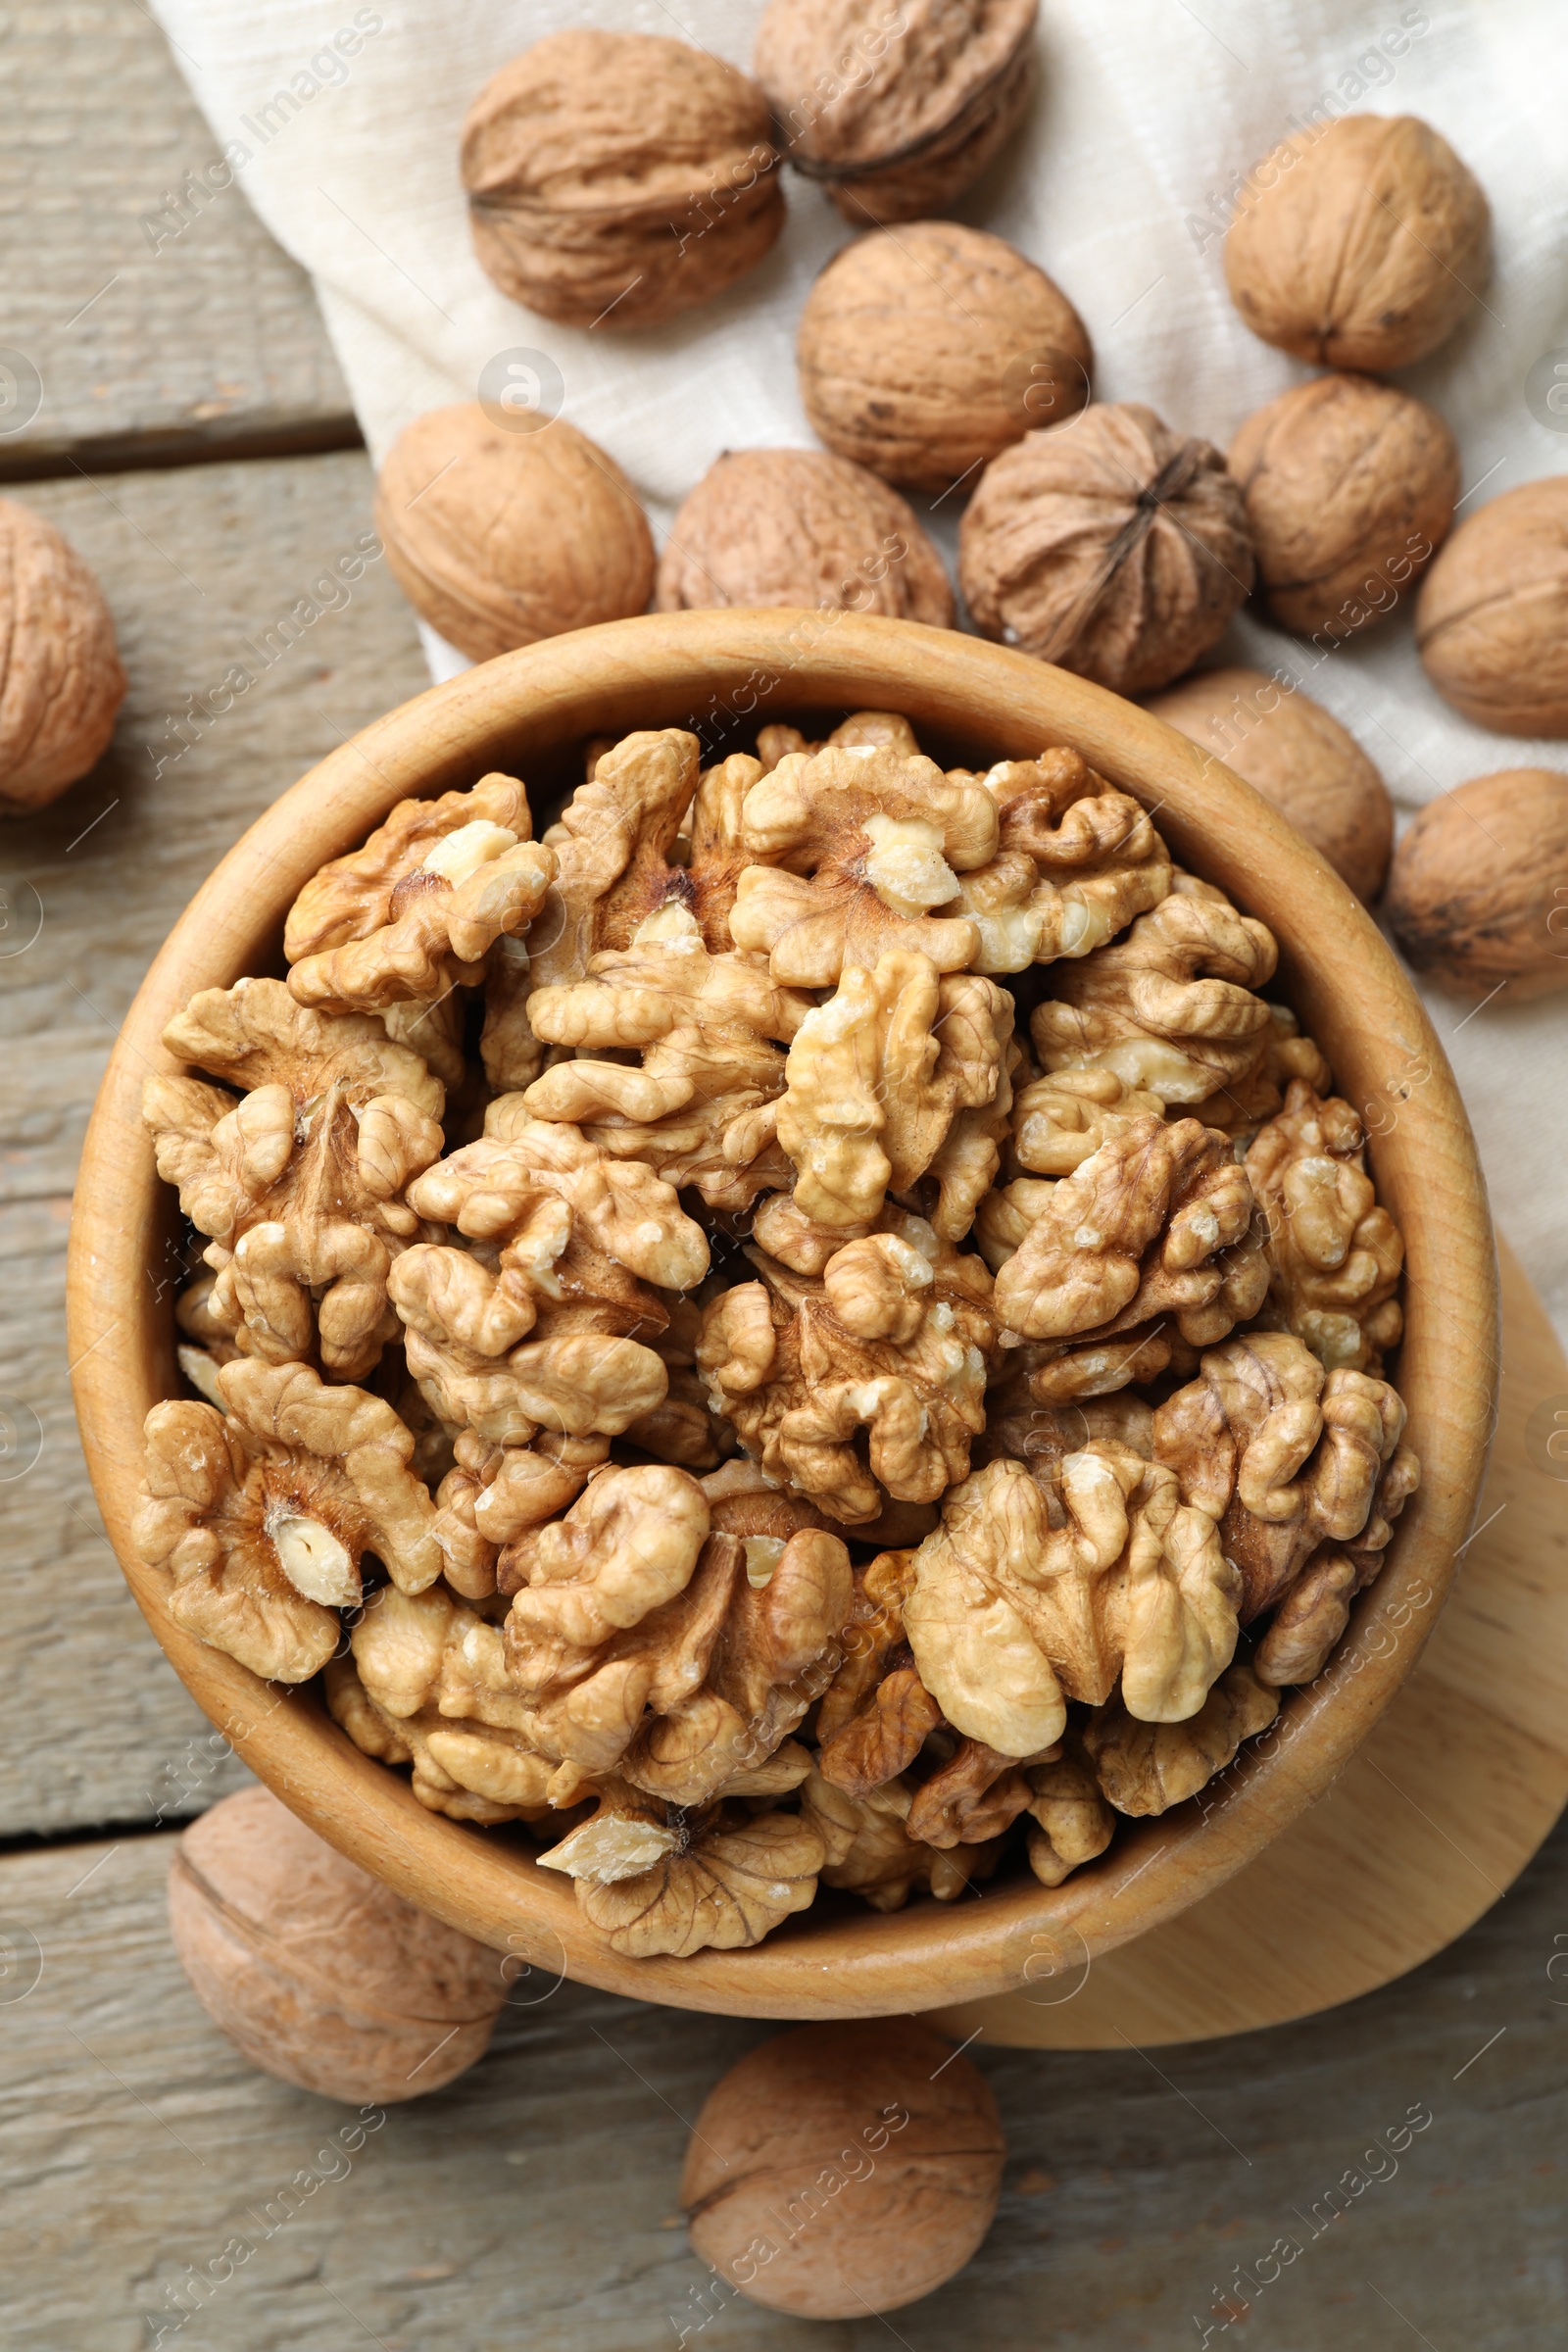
[[1229, 374, 1456, 642], [1416, 479, 1568, 735], [462, 30, 782, 328], [959, 403, 1253, 695], [0, 496, 125, 814], [169, 1787, 505, 2101], [1148, 666, 1394, 902], [375, 404, 654, 664], [656, 448, 952, 623], [681, 2021, 1004, 2318], [1384, 768, 1568, 1003], [1225, 115, 1490, 370], [798, 221, 1090, 494], [755, 0, 1038, 224]]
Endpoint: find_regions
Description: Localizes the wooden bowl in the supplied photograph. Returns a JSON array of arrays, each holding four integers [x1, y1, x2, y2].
[[68, 612, 1497, 2021]]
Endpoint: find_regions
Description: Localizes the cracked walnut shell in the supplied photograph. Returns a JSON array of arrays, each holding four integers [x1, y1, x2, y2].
[[756, 0, 1038, 225], [1224, 115, 1490, 371], [1229, 374, 1456, 642], [797, 221, 1090, 494], [959, 403, 1254, 695], [135, 1358, 441, 1682], [0, 496, 125, 815], [377, 405, 655, 664], [656, 448, 954, 624], [461, 31, 782, 329]]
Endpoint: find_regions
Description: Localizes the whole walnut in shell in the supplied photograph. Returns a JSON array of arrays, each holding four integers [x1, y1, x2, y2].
[[958, 403, 1254, 695], [1384, 768, 1568, 1003], [461, 30, 783, 329], [0, 497, 124, 814], [656, 448, 953, 624], [1416, 479, 1568, 735], [1229, 375, 1456, 643], [1147, 665, 1393, 901], [169, 1787, 505, 2101], [376, 405, 654, 663], [681, 2021, 1004, 2318], [1224, 115, 1490, 370], [755, 0, 1037, 225], [797, 221, 1090, 494]]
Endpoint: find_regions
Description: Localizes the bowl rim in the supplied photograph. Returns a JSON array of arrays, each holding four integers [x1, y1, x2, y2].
[[68, 610, 1498, 2019]]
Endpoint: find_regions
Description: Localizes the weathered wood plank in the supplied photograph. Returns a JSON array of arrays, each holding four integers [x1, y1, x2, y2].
[[0, 1822, 1563, 2349], [0, 451, 426, 1836], [0, 0, 354, 473]]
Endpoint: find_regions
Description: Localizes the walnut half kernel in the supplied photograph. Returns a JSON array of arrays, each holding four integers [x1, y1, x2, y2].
[[137, 709, 1416, 1954]]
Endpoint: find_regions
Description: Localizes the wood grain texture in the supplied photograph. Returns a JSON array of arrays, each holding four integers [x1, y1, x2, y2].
[[928, 1238, 1568, 2046], [0, 453, 426, 1836], [0, 1818, 1563, 2351], [67, 610, 1499, 2016], [0, 0, 353, 473]]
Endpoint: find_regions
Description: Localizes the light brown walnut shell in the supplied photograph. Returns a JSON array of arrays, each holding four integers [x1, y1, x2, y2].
[[1229, 374, 1456, 643], [1147, 666, 1394, 903], [376, 405, 654, 664], [134, 1358, 442, 1682], [1224, 114, 1490, 371], [656, 447, 953, 623], [1384, 768, 1568, 1003], [0, 496, 125, 814], [169, 1786, 505, 2100], [797, 221, 1089, 493], [756, 0, 1038, 225], [959, 402, 1254, 695], [1416, 481, 1568, 735], [461, 30, 783, 328]]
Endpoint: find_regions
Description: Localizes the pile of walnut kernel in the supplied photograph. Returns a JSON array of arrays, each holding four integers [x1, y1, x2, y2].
[[135, 714, 1419, 1962]]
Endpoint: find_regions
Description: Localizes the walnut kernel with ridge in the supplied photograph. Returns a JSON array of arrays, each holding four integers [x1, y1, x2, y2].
[[1229, 374, 1456, 642], [959, 402, 1254, 695], [1223, 114, 1490, 371], [797, 221, 1090, 494], [461, 30, 783, 328]]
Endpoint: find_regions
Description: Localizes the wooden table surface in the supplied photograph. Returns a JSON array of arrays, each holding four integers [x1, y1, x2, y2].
[[1, 11, 1564, 2344]]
